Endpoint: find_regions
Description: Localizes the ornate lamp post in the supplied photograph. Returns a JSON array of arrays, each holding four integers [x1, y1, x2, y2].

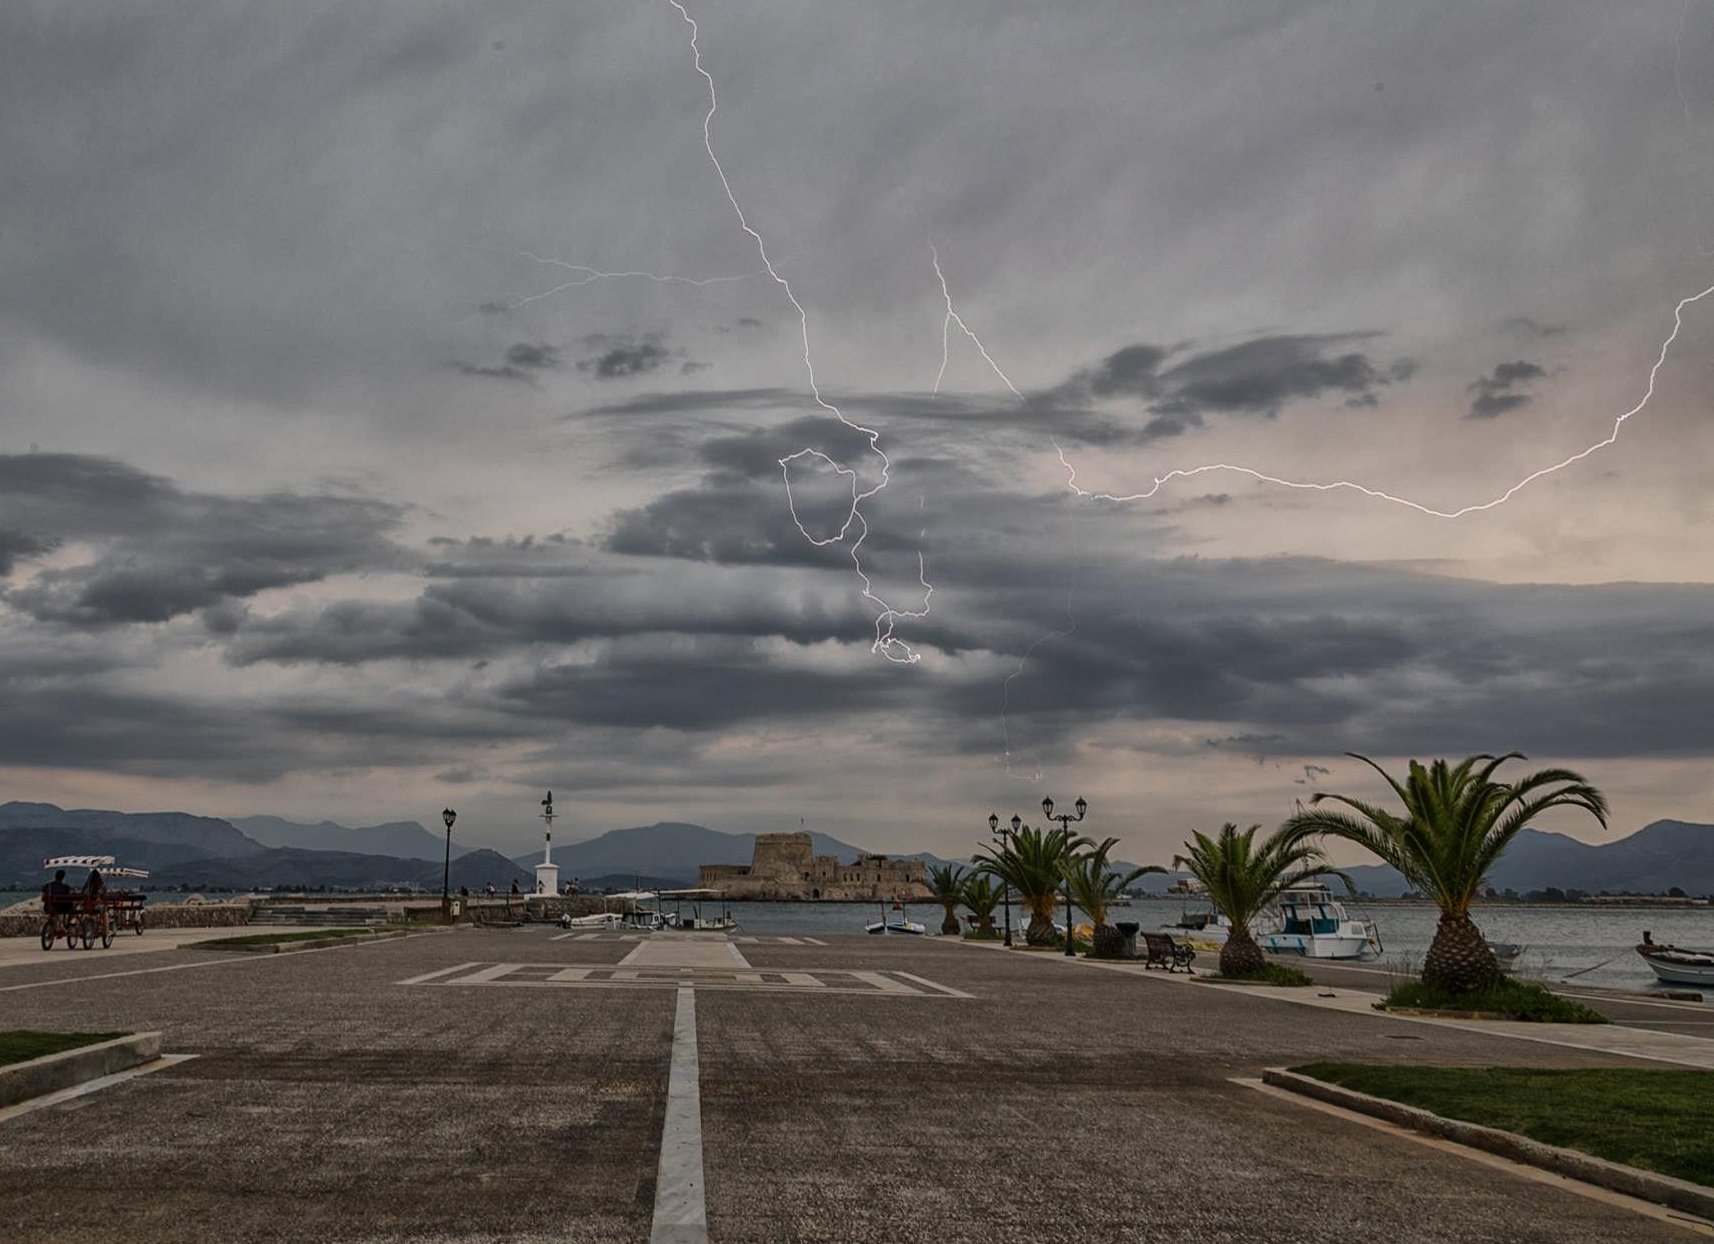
[[1042, 795, 1087, 957], [987, 811, 1022, 947], [441, 808, 457, 922]]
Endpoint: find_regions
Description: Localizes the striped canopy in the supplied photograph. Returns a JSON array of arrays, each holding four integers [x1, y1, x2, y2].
[[44, 854, 115, 868]]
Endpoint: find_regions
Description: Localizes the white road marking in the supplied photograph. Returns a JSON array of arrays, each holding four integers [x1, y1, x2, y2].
[[650, 987, 708, 1244], [800, 937, 827, 946], [0, 1055, 198, 1125], [396, 962, 483, 985], [893, 971, 977, 1000]]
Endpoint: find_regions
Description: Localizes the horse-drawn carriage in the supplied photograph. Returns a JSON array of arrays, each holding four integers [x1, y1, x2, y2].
[[39, 855, 149, 951]]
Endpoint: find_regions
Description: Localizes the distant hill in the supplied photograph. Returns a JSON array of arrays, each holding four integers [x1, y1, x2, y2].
[[154, 846, 530, 892], [0, 802, 258, 858], [0, 828, 222, 887], [233, 816, 474, 860], [510, 823, 916, 886], [1340, 820, 1714, 897]]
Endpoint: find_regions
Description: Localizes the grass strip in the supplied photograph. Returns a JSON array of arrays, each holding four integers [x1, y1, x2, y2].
[[1292, 1063, 1714, 1188], [0, 1030, 124, 1068]]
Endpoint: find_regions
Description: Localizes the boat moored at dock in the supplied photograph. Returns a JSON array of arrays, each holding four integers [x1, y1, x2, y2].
[[1255, 886, 1383, 960]]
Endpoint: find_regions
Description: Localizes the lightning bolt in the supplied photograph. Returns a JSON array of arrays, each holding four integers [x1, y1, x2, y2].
[[503, 250, 763, 312], [1055, 284, 1714, 515], [932, 245, 1022, 398], [668, 0, 927, 664], [931, 248, 1073, 781]]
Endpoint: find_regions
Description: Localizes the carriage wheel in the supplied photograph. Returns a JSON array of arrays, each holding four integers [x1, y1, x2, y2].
[[79, 918, 94, 950], [101, 922, 115, 949], [135, 911, 145, 935], [40, 921, 54, 951], [64, 922, 80, 949]]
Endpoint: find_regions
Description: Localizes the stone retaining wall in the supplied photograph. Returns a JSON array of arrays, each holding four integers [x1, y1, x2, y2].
[[0, 900, 255, 937]]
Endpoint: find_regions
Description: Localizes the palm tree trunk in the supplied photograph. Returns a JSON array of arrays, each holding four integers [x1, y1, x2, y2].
[[1219, 929, 1266, 978], [1423, 912, 1500, 994], [1025, 912, 1055, 946], [977, 914, 996, 936], [1091, 922, 1123, 960], [940, 903, 960, 937]]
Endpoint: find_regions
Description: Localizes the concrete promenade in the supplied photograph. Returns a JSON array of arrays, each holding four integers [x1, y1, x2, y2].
[[0, 927, 1708, 1242]]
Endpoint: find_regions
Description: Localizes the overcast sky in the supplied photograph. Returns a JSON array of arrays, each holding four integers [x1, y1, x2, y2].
[[4, 1, 1714, 860]]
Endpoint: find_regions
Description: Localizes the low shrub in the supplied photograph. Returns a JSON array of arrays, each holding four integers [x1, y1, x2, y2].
[[1216, 961, 1314, 986], [1380, 977, 1606, 1023]]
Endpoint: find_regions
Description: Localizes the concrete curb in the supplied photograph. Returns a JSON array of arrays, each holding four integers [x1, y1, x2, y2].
[[187, 927, 429, 954], [0, 1033, 162, 1109], [1262, 1067, 1714, 1222]]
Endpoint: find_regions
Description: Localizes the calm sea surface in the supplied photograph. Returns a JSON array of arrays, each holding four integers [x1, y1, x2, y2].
[[5, 890, 1708, 998], [703, 896, 1714, 998]]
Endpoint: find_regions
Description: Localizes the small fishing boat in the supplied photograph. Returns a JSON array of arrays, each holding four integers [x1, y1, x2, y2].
[[1255, 886, 1383, 961], [866, 899, 926, 936], [1636, 931, 1714, 987], [1160, 909, 1239, 947], [1488, 941, 1527, 968]]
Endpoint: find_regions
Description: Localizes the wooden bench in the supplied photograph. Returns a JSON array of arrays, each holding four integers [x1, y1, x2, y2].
[[1140, 931, 1196, 973]]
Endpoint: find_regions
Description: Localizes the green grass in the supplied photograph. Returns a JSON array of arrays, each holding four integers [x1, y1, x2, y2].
[[1212, 961, 1314, 986], [201, 927, 379, 946], [0, 1030, 124, 1067], [1291, 1064, 1714, 1188], [1380, 977, 1606, 1023], [961, 928, 1003, 941]]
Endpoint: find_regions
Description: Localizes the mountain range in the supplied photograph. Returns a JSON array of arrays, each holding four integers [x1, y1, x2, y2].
[[2, 800, 1710, 897], [232, 815, 475, 860]]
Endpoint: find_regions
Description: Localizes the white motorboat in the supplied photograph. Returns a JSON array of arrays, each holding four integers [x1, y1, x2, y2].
[[560, 911, 624, 930], [1636, 932, 1714, 986], [1255, 886, 1382, 961], [866, 900, 927, 935]]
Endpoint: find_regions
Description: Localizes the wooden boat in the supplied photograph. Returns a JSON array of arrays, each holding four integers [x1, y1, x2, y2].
[[1636, 931, 1714, 986]]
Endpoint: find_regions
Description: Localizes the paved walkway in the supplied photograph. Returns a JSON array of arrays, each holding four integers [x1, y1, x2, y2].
[[0, 927, 1706, 1242]]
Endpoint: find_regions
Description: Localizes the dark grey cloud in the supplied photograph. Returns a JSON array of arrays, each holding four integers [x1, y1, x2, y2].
[[1467, 359, 1546, 418], [448, 341, 561, 385], [504, 342, 560, 370], [0, 454, 405, 626], [1065, 334, 1417, 441], [577, 338, 672, 380]]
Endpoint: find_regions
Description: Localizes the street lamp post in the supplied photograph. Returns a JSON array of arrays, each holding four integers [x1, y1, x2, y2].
[[441, 808, 457, 923], [988, 812, 1022, 947], [1042, 795, 1088, 957]]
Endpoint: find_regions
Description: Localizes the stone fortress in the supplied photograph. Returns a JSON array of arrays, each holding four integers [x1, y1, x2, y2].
[[698, 832, 931, 901]]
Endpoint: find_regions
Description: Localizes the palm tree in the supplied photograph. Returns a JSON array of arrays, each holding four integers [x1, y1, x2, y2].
[[976, 823, 1089, 946], [959, 874, 1003, 937], [1061, 839, 1164, 958], [1285, 753, 1607, 994], [925, 863, 967, 936], [1173, 822, 1348, 978]]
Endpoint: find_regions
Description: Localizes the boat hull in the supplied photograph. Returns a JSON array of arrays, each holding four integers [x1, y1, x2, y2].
[[1637, 949, 1714, 987], [1257, 931, 1379, 961]]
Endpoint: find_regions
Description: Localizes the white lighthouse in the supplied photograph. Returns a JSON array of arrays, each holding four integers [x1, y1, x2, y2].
[[534, 791, 560, 897]]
